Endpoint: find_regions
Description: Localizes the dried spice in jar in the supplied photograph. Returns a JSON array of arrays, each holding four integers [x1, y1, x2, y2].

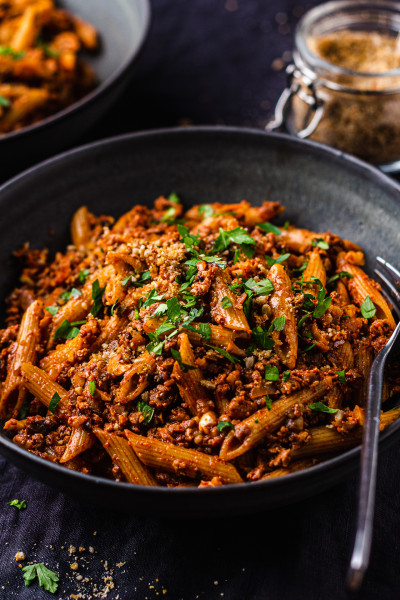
[[268, 1, 400, 172]]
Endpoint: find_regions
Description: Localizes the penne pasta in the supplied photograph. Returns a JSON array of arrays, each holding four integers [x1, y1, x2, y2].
[[94, 428, 157, 486], [0, 299, 42, 418], [125, 430, 243, 484], [268, 263, 298, 369], [60, 426, 95, 463]]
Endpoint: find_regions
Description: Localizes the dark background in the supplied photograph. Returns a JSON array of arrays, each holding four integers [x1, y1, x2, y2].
[[1, 1, 400, 599]]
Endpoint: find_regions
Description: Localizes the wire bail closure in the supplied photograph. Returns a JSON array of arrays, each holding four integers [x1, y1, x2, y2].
[[266, 64, 325, 139]]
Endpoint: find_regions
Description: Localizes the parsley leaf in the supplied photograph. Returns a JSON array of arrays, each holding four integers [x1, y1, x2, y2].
[[313, 296, 332, 318], [326, 271, 353, 286], [221, 296, 233, 309], [78, 269, 90, 284], [60, 287, 82, 302], [265, 395, 272, 411], [283, 371, 291, 381], [166, 297, 182, 323], [7, 499, 26, 510], [91, 279, 106, 317], [308, 401, 338, 414], [337, 370, 346, 384], [0, 45, 25, 59], [252, 326, 275, 350], [207, 345, 240, 364], [244, 278, 274, 296], [183, 322, 211, 341], [171, 348, 195, 372], [137, 401, 154, 425], [217, 421, 234, 432], [122, 270, 151, 288], [144, 289, 165, 307], [265, 253, 290, 267], [360, 295, 376, 319], [213, 227, 256, 256], [199, 204, 214, 218], [48, 392, 61, 413], [270, 315, 286, 331], [258, 222, 281, 236], [45, 306, 59, 316], [53, 319, 83, 340], [0, 94, 10, 107], [146, 338, 165, 355], [168, 192, 181, 204], [312, 238, 329, 250], [22, 563, 59, 594], [89, 381, 95, 396], [265, 364, 279, 381]]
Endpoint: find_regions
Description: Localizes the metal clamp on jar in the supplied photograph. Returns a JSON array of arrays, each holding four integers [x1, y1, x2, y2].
[[268, 0, 400, 173]]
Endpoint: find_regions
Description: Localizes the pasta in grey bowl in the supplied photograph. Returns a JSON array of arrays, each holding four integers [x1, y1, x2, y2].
[[0, 0, 150, 175], [0, 127, 399, 516]]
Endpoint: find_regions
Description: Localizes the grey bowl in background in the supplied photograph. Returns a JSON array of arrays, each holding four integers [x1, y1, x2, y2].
[[0, 127, 399, 516], [0, 0, 150, 173]]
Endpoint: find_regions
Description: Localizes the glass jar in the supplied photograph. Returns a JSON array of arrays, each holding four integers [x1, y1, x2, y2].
[[268, 0, 400, 173]]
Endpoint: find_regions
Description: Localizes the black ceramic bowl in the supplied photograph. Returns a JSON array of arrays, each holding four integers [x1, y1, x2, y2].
[[1, 127, 399, 517], [0, 0, 150, 174]]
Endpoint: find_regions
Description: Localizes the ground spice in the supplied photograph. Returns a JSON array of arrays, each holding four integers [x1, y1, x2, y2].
[[293, 30, 400, 165]]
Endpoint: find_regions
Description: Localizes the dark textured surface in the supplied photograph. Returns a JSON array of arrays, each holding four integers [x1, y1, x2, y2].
[[1, 1, 400, 599]]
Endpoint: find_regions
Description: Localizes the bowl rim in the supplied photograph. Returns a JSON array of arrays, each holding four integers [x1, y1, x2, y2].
[[0, 0, 151, 144], [1, 124, 400, 498]]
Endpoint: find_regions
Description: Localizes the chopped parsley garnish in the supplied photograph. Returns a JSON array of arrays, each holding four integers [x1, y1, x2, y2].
[[252, 326, 275, 350], [0, 94, 10, 107], [306, 277, 332, 319], [270, 315, 286, 332], [7, 499, 26, 510], [166, 296, 182, 323], [22, 563, 59, 594], [265, 253, 290, 267], [78, 269, 90, 284], [217, 420, 234, 432], [308, 401, 338, 414], [0, 45, 25, 59], [258, 222, 281, 236], [292, 261, 308, 277], [221, 296, 233, 309], [183, 322, 211, 341], [144, 289, 165, 307], [312, 238, 329, 250], [137, 400, 154, 424], [326, 271, 353, 287], [297, 312, 311, 330], [337, 370, 346, 384], [265, 364, 279, 381], [244, 277, 274, 296], [89, 381, 96, 396], [18, 398, 30, 420], [122, 270, 151, 288], [282, 220, 290, 230], [146, 336, 165, 355], [213, 227, 256, 258], [48, 392, 61, 413], [161, 206, 177, 222], [60, 288, 81, 302], [168, 192, 181, 204], [45, 306, 59, 316], [199, 204, 214, 218], [265, 395, 272, 411], [110, 299, 119, 316], [233, 248, 241, 264], [303, 342, 316, 353], [207, 345, 240, 364], [360, 295, 376, 319], [170, 348, 195, 372], [283, 371, 291, 381], [91, 279, 106, 316], [39, 44, 59, 58], [53, 319, 85, 340]]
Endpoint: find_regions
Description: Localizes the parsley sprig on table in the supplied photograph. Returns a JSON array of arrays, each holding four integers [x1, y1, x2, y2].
[[22, 563, 59, 594]]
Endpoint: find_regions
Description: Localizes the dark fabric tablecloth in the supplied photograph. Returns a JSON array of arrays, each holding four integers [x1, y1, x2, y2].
[[1, 1, 400, 598]]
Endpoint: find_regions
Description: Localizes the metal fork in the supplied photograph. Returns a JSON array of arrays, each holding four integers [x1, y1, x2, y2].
[[347, 257, 400, 591]]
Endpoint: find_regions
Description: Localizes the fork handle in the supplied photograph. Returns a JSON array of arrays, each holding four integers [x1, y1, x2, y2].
[[346, 357, 385, 591]]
